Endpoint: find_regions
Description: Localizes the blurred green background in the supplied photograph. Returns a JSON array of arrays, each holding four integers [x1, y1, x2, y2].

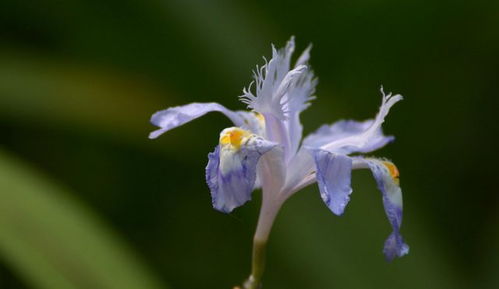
[[0, 0, 498, 288]]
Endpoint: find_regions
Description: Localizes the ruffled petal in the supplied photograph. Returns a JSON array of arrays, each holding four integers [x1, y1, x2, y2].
[[308, 87, 402, 154], [205, 127, 277, 213], [354, 157, 409, 261], [295, 44, 312, 67], [149, 102, 243, 139], [283, 60, 317, 157], [239, 37, 316, 162], [239, 37, 311, 121], [312, 149, 353, 215], [303, 119, 393, 154]]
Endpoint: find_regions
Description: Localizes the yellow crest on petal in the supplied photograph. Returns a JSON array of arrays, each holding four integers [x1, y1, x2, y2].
[[220, 127, 251, 150], [382, 161, 400, 184]]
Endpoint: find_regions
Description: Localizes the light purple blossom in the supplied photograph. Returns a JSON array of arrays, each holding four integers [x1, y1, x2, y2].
[[149, 37, 409, 267]]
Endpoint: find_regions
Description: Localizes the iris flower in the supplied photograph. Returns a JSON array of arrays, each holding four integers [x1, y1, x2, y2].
[[149, 37, 409, 289]]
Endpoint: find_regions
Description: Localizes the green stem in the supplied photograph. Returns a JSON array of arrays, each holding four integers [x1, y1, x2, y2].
[[243, 239, 267, 289], [241, 198, 283, 289]]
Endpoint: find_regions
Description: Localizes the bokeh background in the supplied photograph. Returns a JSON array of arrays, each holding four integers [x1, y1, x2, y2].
[[1, 0, 498, 288]]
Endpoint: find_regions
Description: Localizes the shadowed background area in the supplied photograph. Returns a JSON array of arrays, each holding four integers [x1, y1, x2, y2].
[[0, 0, 498, 288]]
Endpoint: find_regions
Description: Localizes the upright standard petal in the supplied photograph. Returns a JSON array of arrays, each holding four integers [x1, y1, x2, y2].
[[317, 87, 402, 153], [239, 37, 315, 162], [295, 44, 312, 67], [240, 37, 309, 121], [283, 62, 317, 157], [312, 149, 353, 215], [149, 102, 244, 139], [205, 127, 277, 213], [240, 38, 294, 119], [354, 157, 409, 261]]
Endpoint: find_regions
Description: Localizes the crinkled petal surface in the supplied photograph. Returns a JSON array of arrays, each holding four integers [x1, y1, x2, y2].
[[149, 102, 243, 139], [205, 134, 277, 213], [356, 157, 409, 261], [312, 149, 353, 215]]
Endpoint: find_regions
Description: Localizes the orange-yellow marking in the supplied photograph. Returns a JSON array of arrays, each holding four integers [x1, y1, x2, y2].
[[254, 112, 265, 122], [220, 128, 250, 149], [383, 161, 400, 184]]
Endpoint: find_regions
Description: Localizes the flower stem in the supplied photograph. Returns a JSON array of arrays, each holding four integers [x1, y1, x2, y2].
[[241, 198, 283, 289], [242, 239, 267, 289]]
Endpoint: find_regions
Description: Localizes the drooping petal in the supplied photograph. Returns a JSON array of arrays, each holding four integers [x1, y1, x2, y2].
[[205, 127, 277, 213], [312, 149, 353, 215], [313, 87, 402, 154], [303, 119, 393, 154], [353, 157, 409, 261], [149, 102, 243, 139]]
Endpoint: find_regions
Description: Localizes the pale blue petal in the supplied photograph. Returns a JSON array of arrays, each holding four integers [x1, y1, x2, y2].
[[240, 38, 297, 120], [283, 65, 317, 157], [240, 37, 312, 123], [239, 38, 317, 162], [303, 119, 394, 154], [263, 113, 292, 161], [257, 144, 287, 196], [205, 136, 277, 213], [295, 43, 312, 67], [305, 88, 402, 154], [282, 147, 315, 194], [357, 157, 409, 261], [312, 149, 353, 215], [149, 102, 243, 139], [235, 111, 266, 137], [285, 113, 304, 158]]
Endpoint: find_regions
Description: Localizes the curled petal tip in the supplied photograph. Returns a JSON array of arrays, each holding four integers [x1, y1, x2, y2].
[[384, 232, 410, 262], [379, 84, 391, 93], [380, 85, 403, 103]]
